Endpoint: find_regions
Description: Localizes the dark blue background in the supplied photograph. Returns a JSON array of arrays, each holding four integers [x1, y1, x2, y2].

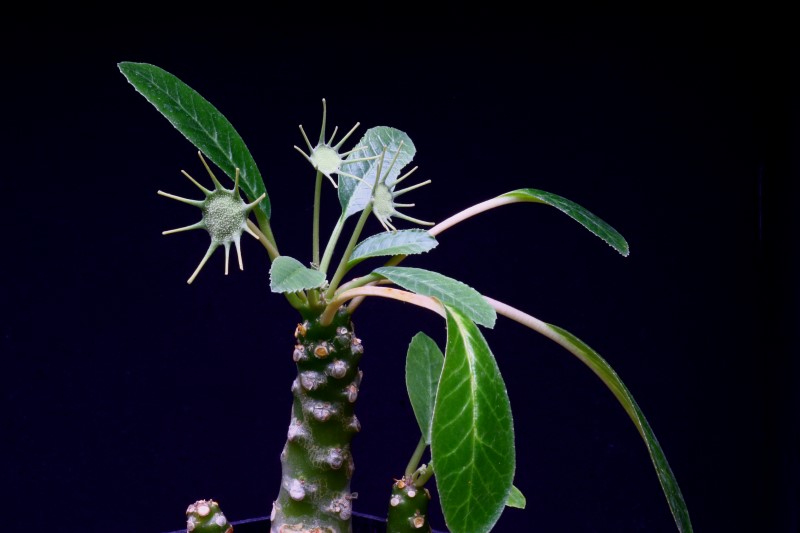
[[2, 9, 797, 533]]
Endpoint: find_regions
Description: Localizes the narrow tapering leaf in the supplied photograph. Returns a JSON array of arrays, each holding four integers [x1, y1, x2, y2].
[[432, 306, 515, 533], [269, 256, 326, 293], [506, 485, 526, 509], [406, 332, 445, 444], [338, 127, 415, 218], [118, 62, 270, 219], [500, 188, 629, 256], [540, 323, 692, 531], [373, 267, 496, 328], [349, 229, 438, 268]]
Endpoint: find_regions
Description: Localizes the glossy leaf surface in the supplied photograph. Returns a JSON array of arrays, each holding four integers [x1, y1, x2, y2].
[[431, 306, 514, 533], [349, 229, 437, 268], [501, 188, 629, 256], [119, 62, 270, 219]]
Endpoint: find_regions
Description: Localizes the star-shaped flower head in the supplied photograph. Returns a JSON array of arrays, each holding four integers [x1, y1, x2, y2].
[[294, 99, 379, 188], [370, 141, 434, 232], [157, 151, 266, 284]]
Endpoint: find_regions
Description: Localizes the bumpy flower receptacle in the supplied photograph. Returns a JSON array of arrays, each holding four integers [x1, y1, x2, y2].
[[158, 151, 266, 284], [294, 99, 378, 188], [370, 142, 434, 233]]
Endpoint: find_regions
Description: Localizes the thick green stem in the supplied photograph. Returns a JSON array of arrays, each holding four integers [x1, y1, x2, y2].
[[270, 310, 365, 533]]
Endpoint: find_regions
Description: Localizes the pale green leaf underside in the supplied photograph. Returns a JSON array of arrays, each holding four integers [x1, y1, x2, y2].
[[506, 485, 526, 509], [406, 332, 445, 444], [269, 256, 326, 293], [338, 127, 415, 219], [373, 267, 496, 328], [118, 62, 270, 219], [546, 323, 692, 532], [501, 188, 629, 256], [432, 306, 515, 533], [349, 229, 438, 268]]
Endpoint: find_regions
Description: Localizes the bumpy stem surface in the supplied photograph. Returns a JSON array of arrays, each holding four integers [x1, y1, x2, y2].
[[270, 309, 364, 533], [185, 499, 233, 533], [386, 477, 432, 532]]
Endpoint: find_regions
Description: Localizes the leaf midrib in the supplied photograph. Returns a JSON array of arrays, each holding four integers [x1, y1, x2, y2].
[[136, 67, 237, 168]]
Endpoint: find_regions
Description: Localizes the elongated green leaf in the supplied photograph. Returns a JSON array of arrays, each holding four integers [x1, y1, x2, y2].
[[269, 256, 326, 293], [373, 267, 496, 328], [506, 485, 526, 509], [432, 306, 515, 533], [118, 62, 270, 219], [349, 229, 437, 268], [406, 332, 445, 444], [543, 323, 692, 532], [500, 188, 629, 256], [338, 127, 415, 218]]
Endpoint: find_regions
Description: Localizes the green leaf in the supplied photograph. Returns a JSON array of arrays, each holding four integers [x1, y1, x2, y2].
[[545, 323, 693, 532], [373, 267, 496, 328], [118, 62, 271, 219], [506, 485, 526, 509], [269, 256, 326, 293], [349, 229, 438, 268], [338, 127, 415, 219], [406, 332, 445, 444], [501, 188, 629, 256], [432, 306, 515, 533]]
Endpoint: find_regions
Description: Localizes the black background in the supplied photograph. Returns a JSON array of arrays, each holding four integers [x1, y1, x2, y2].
[[2, 8, 797, 533]]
